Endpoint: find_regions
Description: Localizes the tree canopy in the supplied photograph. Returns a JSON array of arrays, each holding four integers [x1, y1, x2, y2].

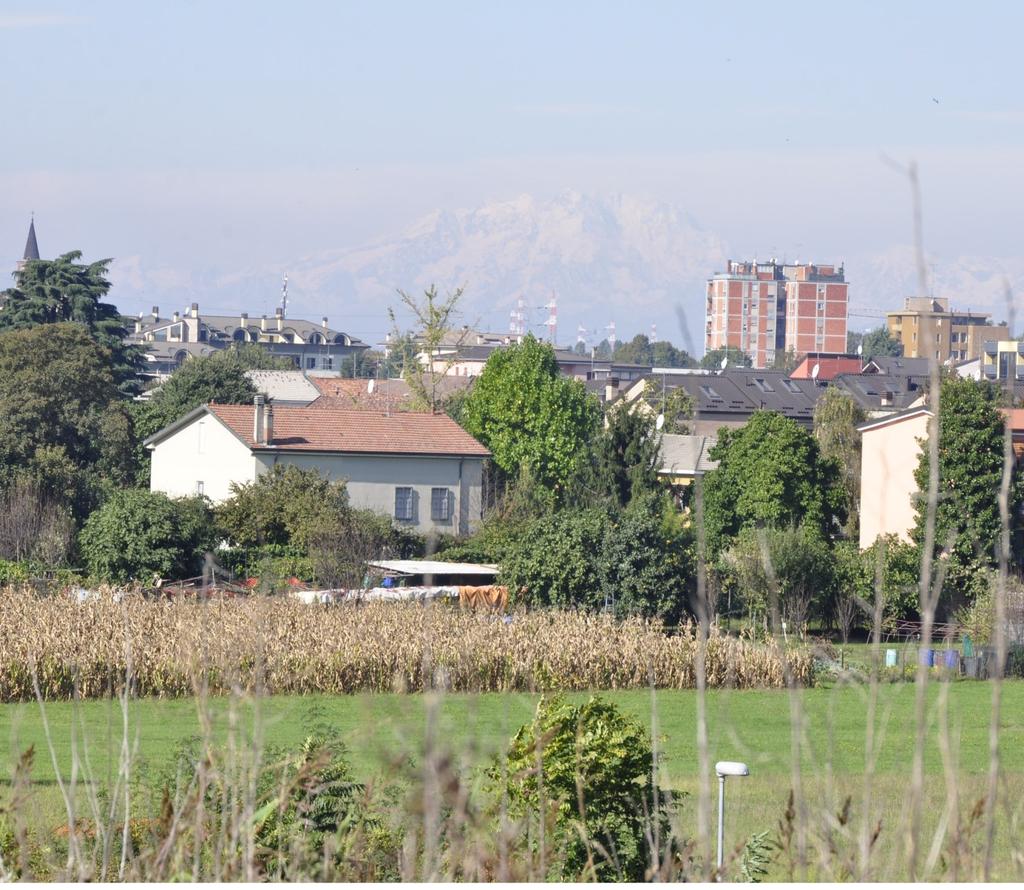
[[78, 489, 216, 583], [461, 334, 601, 499], [611, 333, 696, 368], [587, 402, 662, 508], [0, 252, 142, 393], [702, 410, 846, 555], [912, 376, 1022, 606], [216, 464, 351, 551], [860, 326, 902, 359], [0, 323, 132, 515], [813, 386, 866, 538], [700, 346, 752, 370]]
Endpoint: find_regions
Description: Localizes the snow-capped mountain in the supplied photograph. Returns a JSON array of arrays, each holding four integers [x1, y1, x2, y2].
[[110, 191, 1024, 346], [113, 191, 728, 348]]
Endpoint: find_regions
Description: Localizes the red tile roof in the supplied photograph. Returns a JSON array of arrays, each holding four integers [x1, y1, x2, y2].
[[207, 403, 490, 457]]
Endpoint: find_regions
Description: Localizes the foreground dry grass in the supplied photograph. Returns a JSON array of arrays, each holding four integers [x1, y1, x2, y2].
[[0, 588, 811, 700]]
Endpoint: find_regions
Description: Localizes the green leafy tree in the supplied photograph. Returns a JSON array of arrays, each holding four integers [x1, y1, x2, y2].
[[861, 533, 921, 623], [860, 326, 902, 359], [846, 329, 863, 355], [587, 403, 662, 508], [78, 489, 216, 582], [489, 695, 673, 881], [462, 334, 601, 500], [651, 339, 696, 369], [500, 508, 608, 609], [703, 411, 846, 556], [611, 333, 696, 368], [720, 524, 835, 632], [912, 376, 1022, 608], [500, 496, 693, 621], [0, 251, 143, 393], [216, 465, 350, 551], [813, 387, 866, 538], [0, 323, 131, 517], [599, 494, 694, 623], [700, 346, 751, 370]]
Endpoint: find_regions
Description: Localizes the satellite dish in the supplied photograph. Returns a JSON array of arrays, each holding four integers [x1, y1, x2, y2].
[[655, 414, 665, 431], [720, 355, 729, 370], [811, 363, 820, 382], [367, 378, 375, 394], [857, 343, 864, 357]]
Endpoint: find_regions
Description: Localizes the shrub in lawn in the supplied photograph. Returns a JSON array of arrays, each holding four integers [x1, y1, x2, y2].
[[488, 694, 678, 881]]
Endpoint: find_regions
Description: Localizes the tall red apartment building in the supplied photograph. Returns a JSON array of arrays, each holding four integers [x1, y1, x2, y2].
[[704, 259, 849, 367]]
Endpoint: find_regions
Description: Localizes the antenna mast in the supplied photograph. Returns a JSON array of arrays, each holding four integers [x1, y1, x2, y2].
[[280, 274, 289, 318], [545, 291, 558, 345], [606, 320, 617, 355]]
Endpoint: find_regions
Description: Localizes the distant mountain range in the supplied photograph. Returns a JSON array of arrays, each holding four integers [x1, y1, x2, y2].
[[110, 191, 1024, 348]]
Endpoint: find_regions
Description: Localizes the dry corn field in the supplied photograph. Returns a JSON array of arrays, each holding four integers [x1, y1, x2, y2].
[[0, 587, 811, 700]]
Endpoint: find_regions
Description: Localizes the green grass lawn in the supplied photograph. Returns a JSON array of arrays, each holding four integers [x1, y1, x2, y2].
[[4, 681, 1024, 880]]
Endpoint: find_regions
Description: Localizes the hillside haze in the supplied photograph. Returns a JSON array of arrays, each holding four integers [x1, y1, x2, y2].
[[110, 192, 1024, 348]]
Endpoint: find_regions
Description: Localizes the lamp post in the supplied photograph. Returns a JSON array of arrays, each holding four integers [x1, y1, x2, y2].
[[715, 760, 750, 871]]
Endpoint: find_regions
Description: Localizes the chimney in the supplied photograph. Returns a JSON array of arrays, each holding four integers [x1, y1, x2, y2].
[[151, 305, 160, 319], [264, 403, 274, 445], [321, 316, 328, 329], [260, 314, 268, 332], [253, 395, 266, 445], [172, 311, 180, 323], [190, 302, 199, 319], [274, 307, 283, 330]]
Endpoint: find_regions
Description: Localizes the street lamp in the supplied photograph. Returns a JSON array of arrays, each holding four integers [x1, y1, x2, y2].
[[715, 760, 750, 871]]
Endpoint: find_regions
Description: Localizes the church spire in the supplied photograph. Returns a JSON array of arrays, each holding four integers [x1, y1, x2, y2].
[[23, 216, 39, 261]]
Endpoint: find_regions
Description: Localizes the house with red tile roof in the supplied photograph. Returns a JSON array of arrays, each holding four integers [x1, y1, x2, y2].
[[144, 396, 490, 535]]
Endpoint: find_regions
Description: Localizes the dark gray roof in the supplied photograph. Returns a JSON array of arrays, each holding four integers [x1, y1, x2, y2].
[[830, 372, 929, 412], [23, 218, 39, 261], [862, 356, 932, 376], [650, 369, 823, 426]]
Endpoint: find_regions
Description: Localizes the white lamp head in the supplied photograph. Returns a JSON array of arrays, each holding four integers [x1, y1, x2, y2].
[[715, 760, 750, 777]]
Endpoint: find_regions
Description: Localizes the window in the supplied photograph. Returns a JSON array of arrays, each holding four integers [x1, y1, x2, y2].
[[394, 487, 414, 521], [699, 385, 721, 399], [753, 378, 774, 393], [781, 379, 802, 394], [431, 487, 452, 522], [322, 357, 334, 370], [306, 357, 316, 369], [195, 481, 204, 496]]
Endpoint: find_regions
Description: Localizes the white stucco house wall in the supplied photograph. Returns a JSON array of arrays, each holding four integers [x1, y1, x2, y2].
[[858, 406, 932, 549], [145, 397, 490, 536]]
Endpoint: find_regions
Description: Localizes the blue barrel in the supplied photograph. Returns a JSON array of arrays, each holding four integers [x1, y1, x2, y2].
[[885, 649, 897, 667], [919, 648, 934, 667]]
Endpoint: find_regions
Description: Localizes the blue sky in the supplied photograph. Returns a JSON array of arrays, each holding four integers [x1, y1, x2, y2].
[[2, 1, 1023, 337]]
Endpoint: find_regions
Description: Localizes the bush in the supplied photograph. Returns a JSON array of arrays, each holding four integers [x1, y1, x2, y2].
[[500, 509, 608, 610], [78, 489, 217, 583], [489, 694, 676, 881], [216, 465, 349, 551], [719, 525, 835, 633]]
